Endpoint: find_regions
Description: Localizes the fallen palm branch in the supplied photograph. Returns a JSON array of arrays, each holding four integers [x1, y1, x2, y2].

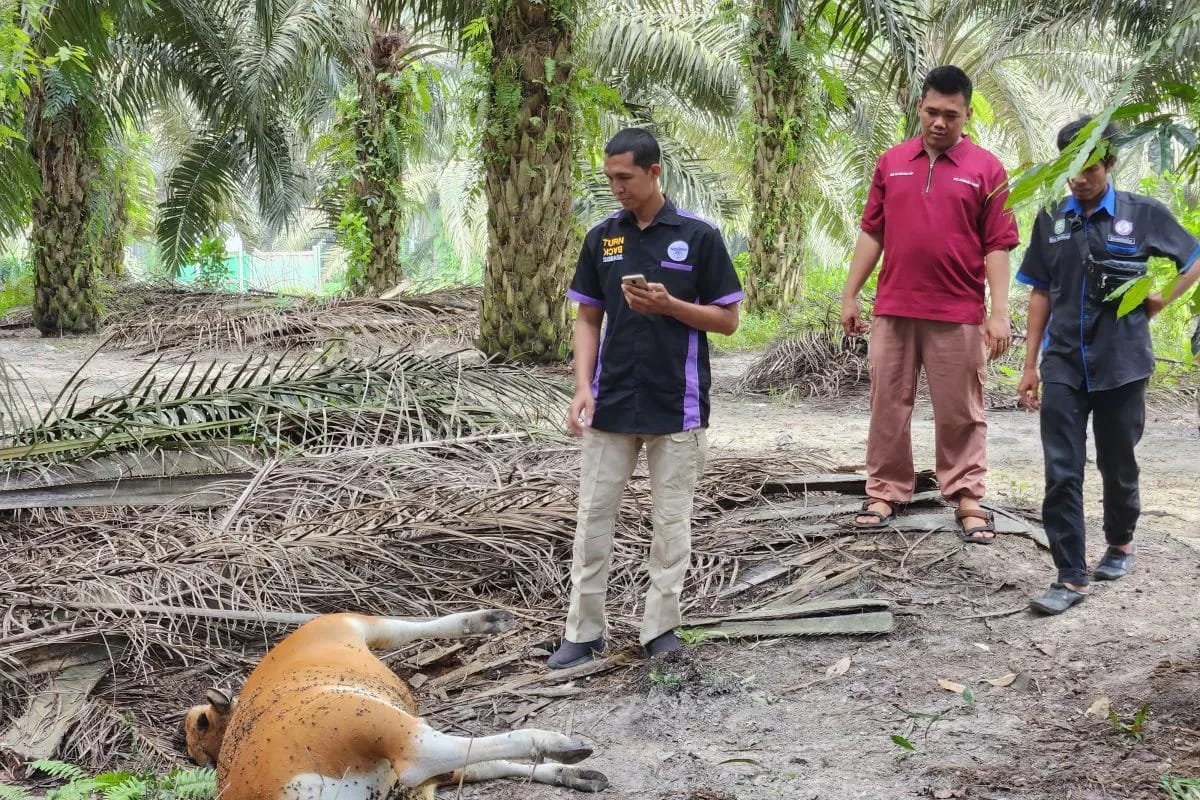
[[0, 348, 569, 470], [98, 283, 480, 356]]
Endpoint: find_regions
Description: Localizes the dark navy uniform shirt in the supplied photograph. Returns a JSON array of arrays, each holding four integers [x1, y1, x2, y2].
[[567, 198, 744, 435], [1017, 185, 1200, 392]]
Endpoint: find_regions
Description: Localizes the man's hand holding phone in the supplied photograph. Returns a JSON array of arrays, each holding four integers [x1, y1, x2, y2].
[[621, 273, 674, 314]]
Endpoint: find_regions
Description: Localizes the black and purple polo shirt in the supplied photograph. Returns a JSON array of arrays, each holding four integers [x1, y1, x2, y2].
[[567, 198, 744, 436]]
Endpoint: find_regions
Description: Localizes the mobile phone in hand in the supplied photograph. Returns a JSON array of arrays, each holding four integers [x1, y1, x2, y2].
[[621, 273, 648, 289]]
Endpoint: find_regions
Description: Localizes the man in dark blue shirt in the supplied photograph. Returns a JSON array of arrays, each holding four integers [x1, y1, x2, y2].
[[548, 128, 744, 668], [1017, 116, 1200, 614]]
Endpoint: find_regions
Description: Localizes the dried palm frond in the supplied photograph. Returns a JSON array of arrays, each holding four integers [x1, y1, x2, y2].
[[0, 306, 31, 329], [0, 348, 570, 468], [99, 283, 480, 356], [0, 441, 846, 771], [735, 327, 870, 399]]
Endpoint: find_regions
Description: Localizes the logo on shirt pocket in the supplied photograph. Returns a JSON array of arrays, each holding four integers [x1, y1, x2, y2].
[[667, 240, 690, 261]]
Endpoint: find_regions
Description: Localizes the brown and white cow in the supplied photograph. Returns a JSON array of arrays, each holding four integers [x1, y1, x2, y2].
[[183, 611, 608, 799]]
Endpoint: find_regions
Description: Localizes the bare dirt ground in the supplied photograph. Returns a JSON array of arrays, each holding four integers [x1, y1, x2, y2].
[[461, 353, 1200, 800], [3, 335, 1199, 799]]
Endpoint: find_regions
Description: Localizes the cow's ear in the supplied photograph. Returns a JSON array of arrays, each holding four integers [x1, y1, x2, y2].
[[206, 687, 234, 714]]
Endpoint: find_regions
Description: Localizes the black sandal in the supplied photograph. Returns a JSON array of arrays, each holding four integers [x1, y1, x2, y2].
[[853, 499, 897, 530], [955, 507, 996, 544]]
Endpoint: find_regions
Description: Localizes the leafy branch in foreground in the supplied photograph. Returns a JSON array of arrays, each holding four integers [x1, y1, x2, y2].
[[10, 759, 216, 800], [0, 348, 570, 466]]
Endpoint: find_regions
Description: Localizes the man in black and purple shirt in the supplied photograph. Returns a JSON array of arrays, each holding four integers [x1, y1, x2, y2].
[[549, 127, 744, 669]]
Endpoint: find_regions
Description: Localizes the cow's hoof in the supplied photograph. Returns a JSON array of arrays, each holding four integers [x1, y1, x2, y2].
[[549, 740, 593, 765], [558, 767, 608, 792], [464, 609, 515, 635]]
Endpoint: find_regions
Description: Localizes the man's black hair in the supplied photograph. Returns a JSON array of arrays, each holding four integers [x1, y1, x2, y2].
[[1056, 115, 1120, 156], [605, 128, 660, 170], [921, 65, 972, 105]]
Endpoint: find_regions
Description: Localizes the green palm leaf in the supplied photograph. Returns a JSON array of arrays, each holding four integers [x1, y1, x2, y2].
[[1, 349, 569, 467], [157, 128, 247, 272]]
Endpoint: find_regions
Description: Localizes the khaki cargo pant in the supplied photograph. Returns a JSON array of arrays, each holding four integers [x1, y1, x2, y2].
[[565, 427, 708, 646]]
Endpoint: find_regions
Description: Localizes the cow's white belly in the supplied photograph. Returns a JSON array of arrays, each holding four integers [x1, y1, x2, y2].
[[280, 761, 429, 800]]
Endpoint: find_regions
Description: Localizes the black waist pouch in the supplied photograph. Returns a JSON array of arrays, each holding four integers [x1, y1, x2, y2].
[[1087, 258, 1148, 304]]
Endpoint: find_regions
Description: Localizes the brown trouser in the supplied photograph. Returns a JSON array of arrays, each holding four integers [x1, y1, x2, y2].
[[866, 315, 987, 503]]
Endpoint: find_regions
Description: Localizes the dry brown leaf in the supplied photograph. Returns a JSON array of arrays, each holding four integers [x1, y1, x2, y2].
[[1085, 696, 1111, 718], [937, 678, 967, 693], [984, 673, 1018, 687], [826, 655, 852, 678]]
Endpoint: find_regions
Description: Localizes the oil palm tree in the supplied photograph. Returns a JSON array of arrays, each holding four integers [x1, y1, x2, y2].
[[741, 0, 922, 312], [579, 0, 746, 224], [472, 0, 580, 362]]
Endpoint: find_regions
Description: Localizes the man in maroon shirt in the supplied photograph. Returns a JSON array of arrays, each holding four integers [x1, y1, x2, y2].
[[840, 65, 1019, 542]]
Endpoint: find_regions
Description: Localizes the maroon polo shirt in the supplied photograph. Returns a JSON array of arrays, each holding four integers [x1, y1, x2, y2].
[[860, 135, 1019, 325]]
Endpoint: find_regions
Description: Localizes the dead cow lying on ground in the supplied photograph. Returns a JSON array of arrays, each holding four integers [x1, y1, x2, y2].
[[183, 611, 608, 799]]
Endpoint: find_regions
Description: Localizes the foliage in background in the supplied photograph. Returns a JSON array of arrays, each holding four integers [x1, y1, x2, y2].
[[0, 246, 32, 317], [187, 236, 227, 291], [319, 40, 440, 296]]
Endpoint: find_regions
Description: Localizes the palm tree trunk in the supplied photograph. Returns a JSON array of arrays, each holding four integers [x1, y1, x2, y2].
[[29, 86, 101, 335], [98, 177, 129, 282], [345, 30, 412, 297], [477, 0, 577, 363], [744, 2, 814, 313]]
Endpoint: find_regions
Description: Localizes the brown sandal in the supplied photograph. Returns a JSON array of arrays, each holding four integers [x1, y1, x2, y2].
[[853, 499, 897, 530], [955, 507, 996, 544]]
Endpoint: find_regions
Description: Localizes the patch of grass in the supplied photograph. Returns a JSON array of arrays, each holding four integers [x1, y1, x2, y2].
[[678, 627, 712, 647], [0, 258, 33, 318], [4, 759, 216, 800], [712, 309, 783, 352], [649, 668, 682, 690], [1109, 703, 1151, 744], [1161, 775, 1200, 800]]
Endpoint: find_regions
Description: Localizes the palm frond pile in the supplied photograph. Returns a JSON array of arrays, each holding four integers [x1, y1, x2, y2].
[[97, 283, 481, 356], [0, 349, 890, 776], [735, 325, 870, 399], [0, 444, 849, 770]]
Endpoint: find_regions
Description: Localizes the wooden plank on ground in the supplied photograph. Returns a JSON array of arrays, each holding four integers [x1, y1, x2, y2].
[[763, 562, 871, 608], [0, 474, 252, 510], [730, 491, 943, 524], [687, 597, 890, 628], [697, 611, 894, 638], [716, 541, 838, 599], [894, 509, 1050, 548], [0, 644, 113, 761], [759, 471, 938, 497]]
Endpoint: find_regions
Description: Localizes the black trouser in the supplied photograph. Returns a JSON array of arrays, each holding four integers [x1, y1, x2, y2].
[[1040, 379, 1147, 586]]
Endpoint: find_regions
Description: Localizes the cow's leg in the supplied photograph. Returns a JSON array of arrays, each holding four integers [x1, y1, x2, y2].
[[396, 726, 592, 786], [348, 610, 514, 649], [439, 760, 608, 793]]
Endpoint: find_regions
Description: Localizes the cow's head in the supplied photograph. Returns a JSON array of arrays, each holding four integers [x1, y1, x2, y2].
[[183, 687, 236, 767]]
